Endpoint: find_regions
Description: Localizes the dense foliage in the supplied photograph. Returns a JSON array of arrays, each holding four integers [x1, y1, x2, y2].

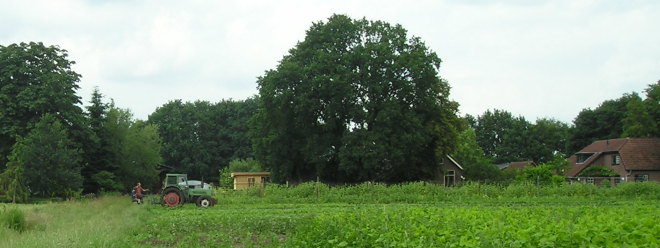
[[1, 19, 659, 198], [12, 114, 83, 198], [0, 42, 87, 172], [251, 14, 460, 184], [136, 182, 660, 247], [469, 110, 569, 165], [0, 42, 163, 200], [148, 98, 259, 182], [3, 183, 660, 247]]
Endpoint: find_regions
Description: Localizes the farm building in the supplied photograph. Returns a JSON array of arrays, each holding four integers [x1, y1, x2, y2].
[[230, 172, 271, 190], [438, 155, 464, 187]]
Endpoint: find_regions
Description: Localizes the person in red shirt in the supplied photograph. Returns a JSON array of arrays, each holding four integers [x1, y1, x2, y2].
[[135, 183, 149, 204]]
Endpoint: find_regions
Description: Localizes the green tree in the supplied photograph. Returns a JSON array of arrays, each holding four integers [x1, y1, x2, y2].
[[528, 118, 570, 164], [452, 128, 490, 169], [107, 108, 162, 191], [250, 14, 460, 183], [568, 94, 632, 154], [451, 127, 501, 182], [82, 87, 119, 192], [0, 160, 29, 203], [516, 164, 564, 186], [148, 98, 259, 182], [473, 109, 534, 164], [643, 80, 660, 129], [218, 158, 263, 189], [0, 42, 86, 171], [622, 92, 657, 138], [16, 114, 83, 198]]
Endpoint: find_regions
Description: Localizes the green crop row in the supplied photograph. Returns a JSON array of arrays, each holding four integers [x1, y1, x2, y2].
[[288, 203, 660, 247], [214, 181, 660, 205], [135, 201, 660, 247]]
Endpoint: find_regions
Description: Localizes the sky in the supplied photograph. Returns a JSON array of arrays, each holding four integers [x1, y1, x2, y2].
[[2, 0, 659, 123]]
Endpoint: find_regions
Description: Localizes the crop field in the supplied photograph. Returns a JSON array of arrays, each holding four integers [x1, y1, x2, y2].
[[137, 202, 660, 247], [2, 182, 660, 247]]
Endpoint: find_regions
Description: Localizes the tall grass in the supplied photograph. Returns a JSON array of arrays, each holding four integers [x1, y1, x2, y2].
[[0, 196, 152, 248]]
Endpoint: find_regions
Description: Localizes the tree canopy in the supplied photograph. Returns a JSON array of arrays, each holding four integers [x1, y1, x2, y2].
[[148, 98, 259, 182], [250, 14, 460, 183], [568, 94, 632, 154], [0, 42, 86, 170], [13, 114, 83, 198]]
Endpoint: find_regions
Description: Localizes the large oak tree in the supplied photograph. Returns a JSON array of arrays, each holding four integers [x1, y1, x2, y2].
[[250, 14, 460, 183]]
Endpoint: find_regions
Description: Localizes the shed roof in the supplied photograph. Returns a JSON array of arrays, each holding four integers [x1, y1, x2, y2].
[[230, 172, 271, 177]]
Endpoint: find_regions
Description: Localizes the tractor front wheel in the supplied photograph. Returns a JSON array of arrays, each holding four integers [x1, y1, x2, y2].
[[162, 188, 183, 207], [196, 195, 214, 208]]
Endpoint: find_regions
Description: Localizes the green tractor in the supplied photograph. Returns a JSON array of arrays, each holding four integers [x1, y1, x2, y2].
[[161, 174, 217, 207]]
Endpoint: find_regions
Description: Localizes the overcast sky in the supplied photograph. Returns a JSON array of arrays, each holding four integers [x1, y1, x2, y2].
[[2, 0, 659, 123]]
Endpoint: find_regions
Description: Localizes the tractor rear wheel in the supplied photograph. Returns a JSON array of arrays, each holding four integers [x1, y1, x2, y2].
[[196, 195, 214, 208], [162, 188, 183, 207]]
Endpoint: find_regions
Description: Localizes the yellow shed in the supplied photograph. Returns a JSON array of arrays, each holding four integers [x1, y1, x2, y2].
[[230, 172, 271, 190]]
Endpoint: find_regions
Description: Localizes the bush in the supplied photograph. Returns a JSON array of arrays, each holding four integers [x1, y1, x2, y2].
[[1, 207, 26, 232]]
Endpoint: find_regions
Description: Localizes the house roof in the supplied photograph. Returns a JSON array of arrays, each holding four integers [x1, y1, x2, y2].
[[230, 172, 271, 177], [446, 155, 463, 171], [619, 138, 660, 170], [566, 138, 660, 176], [496, 161, 536, 170], [507, 161, 536, 170]]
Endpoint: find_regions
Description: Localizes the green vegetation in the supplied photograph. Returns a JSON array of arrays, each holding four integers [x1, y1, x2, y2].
[[3, 183, 660, 247], [0, 195, 149, 248], [251, 14, 460, 184]]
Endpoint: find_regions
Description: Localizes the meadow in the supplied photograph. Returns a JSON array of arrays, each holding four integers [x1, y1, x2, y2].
[[2, 182, 660, 247]]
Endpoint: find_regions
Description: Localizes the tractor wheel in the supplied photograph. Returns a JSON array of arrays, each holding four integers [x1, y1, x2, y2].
[[196, 195, 214, 208], [162, 188, 183, 207]]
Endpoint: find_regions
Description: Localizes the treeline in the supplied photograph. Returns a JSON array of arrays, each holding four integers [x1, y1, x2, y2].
[[1, 15, 659, 201], [452, 81, 660, 183], [147, 98, 259, 183], [0, 42, 162, 202]]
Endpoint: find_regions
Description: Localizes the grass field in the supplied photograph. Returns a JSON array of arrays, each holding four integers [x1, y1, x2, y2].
[[2, 182, 660, 247]]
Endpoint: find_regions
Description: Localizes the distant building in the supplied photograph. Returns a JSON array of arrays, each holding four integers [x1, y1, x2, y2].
[[496, 161, 537, 171], [230, 172, 271, 190], [438, 155, 464, 187], [565, 138, 660, 184]]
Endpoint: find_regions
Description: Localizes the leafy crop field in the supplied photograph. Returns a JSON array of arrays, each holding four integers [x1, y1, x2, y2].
[[2, 182, 660, 247], [136, 202, 660, 247]]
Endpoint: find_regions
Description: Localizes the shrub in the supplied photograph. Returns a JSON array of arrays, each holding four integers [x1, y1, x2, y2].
[[1, 207, 26, 232]]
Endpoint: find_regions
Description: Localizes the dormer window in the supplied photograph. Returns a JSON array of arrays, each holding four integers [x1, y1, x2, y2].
[[612, 155, 620, 165], [576, 153, 594, 164]]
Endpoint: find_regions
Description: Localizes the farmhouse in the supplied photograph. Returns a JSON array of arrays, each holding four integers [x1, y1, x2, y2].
[[565, 138, 660, 184]]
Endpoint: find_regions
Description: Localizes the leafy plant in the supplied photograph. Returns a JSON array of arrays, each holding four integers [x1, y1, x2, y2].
[[577, 166, 618, 177], [1, 207, 26, 232]]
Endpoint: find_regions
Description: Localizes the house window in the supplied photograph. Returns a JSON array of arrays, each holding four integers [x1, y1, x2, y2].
[[612, 155, 620, 165], [248, 177, 256, 187], [261, 177, 269, 185], [634, 174, 649, 182], [576, 153, 594, 164], [586, 177, 594, 184], [444, 170, 455, 187], [615, 178, 622, 185]]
